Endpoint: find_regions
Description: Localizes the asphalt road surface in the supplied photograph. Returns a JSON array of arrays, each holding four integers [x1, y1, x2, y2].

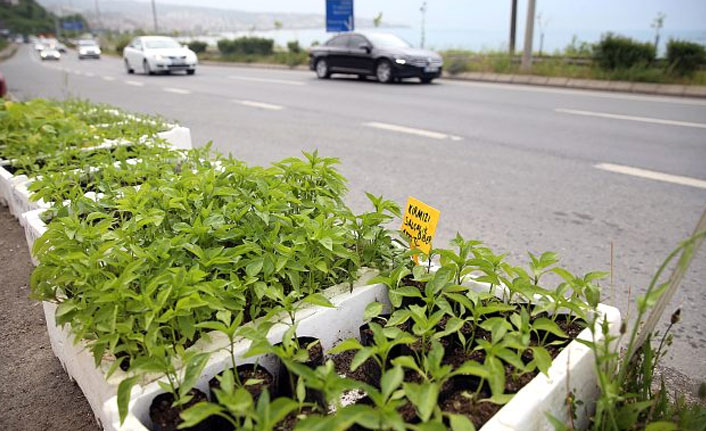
[[2, 45, 705, 382]]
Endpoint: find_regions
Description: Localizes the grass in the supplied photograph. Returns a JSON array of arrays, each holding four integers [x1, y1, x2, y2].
[[198, 50, 309, 68], [0, 38, 9, 52], [441, 50, 706, 86]]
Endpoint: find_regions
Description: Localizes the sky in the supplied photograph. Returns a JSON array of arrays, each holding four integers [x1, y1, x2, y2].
[[137, 0, 706, 33]]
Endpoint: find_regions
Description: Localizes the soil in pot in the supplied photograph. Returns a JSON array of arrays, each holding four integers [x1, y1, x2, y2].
[[149, 388, 209, 431], [331, 349, 380, 387], [277, 336, 326, 406], [439, 388, 501, 430], [274, 406, 317, 431], [209, 364, 277, 401]]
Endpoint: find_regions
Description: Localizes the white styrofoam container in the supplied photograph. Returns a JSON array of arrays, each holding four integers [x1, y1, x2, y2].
[[109, 283, 619, 431], [0, 160, 24, 206], [30, 261, 381, 430], [21, 208, 48, 265]]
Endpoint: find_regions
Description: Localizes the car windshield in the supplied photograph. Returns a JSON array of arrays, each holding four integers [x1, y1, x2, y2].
[[78, 40, 97, 46], [144, 39, 181, 49], [365, 33, 412, 49]]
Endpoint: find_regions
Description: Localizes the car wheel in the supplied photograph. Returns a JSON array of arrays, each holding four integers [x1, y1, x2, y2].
[[143, 59, 154, 75], [376, 59, 393, 84], [124, 59, 134, 74], [187, 69, 195, 75], [315, 58, 330, 79], [420, 77, 434, 84]]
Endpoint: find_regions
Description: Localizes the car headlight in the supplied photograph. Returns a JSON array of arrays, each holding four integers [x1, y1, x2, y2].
[[153, 54, 164, 61], [394, 55, 408, 65]]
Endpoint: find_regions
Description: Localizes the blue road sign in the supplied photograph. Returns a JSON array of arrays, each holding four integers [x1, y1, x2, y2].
[[326, 0, 354, 32], [62, 21, 83, 31]]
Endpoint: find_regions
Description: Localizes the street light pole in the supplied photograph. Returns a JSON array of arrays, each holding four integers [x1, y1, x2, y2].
[[151, 0, 159, 33], [509, 0, 517, 55], [520, 0, 536, 71], [420, 1, 427, 49]]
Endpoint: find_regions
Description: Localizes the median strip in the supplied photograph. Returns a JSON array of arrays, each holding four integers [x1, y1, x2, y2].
[[595, 162, 706, 189], [236, 100, 285, 111], [556, 108, 706, 129], [363, 121, 461, 140]]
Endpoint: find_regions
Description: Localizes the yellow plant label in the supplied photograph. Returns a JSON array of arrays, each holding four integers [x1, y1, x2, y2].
[[401, 196, 440, 257]]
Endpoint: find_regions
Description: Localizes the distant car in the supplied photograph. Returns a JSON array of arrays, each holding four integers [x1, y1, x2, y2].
[[40, 48, 61, 61], [0, 71, 6, 98], [123, 36, 197, 75], [77, 40, 101, 59], [309, 32, 443, 84], [34, 42, 45, 51]]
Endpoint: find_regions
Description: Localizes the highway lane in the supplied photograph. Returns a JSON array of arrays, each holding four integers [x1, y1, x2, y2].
[[2, 45, 706, 380]]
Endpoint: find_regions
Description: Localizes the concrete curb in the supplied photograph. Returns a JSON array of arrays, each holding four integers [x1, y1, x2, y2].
[[200, 59, 308, 71], [444, 71, 706, 98], [0, 43, 18, 62]]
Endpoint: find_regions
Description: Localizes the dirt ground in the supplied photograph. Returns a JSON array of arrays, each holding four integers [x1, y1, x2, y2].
[[0, 206, 97, 431]]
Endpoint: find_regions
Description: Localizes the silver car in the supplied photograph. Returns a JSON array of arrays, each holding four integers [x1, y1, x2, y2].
[[123, 36, 197, 75]]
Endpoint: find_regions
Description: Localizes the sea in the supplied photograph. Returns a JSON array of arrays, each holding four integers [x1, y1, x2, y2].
[[179, 26, 706, 55]]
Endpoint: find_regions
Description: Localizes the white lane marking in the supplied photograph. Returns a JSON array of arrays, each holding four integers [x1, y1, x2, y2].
[[103, 76, 116, 81], [236, 100, 285, 110], [363, 121, 462, 141], [595, 163, 706, 189], [556, 108, 706, 129], [163, 87, 191, 95], [447, 80, 706, 107], [124, 80, 144, 87], [84, 72, 95, 77], [229, 75, 305, 86]]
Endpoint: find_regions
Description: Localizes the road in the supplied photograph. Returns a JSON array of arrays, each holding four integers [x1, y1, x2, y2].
[[2, 45, 706, 382]]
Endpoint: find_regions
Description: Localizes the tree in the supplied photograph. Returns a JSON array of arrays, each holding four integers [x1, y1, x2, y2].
[[651, 12, 666, 55], [274, 20, 282, 30], [373, 12, 383, 28]]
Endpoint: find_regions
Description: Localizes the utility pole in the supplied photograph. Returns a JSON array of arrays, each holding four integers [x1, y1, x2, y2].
[[509, 0, 517, 55], [520, 0, 536, 71], [420, 1, 427, 48], [151, 0, 159, 33], [94, 0, 101, 32], [537, 12, 549, 57]]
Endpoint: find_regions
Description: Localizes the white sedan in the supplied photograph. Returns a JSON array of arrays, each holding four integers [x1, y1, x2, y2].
[[123, 36, 197, 75]]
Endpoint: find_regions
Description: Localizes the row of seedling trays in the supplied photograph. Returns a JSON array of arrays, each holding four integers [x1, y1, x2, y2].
[[3, 102, 620, 431]]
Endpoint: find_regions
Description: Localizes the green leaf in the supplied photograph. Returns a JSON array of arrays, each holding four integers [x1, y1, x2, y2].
[[303, 293, 335, 308], [644, 422, 678, 431], [319, 237, 333, 251], [245, 258, 264, 277], [533, 317, 567, 338], [381, 366, 403, 402], [363, 302, 384, 321], [117, 375, 139, 425], [530, 346, 552, 376], [351, 348, 374, 372], [179, 353, 210, 401], [179, 402, 225, 428], [616, 401, 653, 429], [327, 338, 363, 355], [403, 382, 439, 422], [449, 414, 476, 431]]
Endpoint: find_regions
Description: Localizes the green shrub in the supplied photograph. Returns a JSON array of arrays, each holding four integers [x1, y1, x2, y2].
[[187, 40, 208, 54], [287, 40, 301, 54], [217, 36, 274, 55], [446, 55, 469, 75], [594, 33, 655, 70], [667, 39, 706, 75], [114, 35, 132, 54]]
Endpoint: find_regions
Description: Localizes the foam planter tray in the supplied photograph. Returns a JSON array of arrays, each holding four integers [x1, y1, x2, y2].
[[26, 261, 382, 430], [110, 285, 619, 431]]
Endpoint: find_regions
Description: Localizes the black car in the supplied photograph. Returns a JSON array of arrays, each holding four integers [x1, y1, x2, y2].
[[309, 32, 443, 84]]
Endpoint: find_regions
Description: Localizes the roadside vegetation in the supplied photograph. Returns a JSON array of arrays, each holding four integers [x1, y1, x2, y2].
[[2, 98, 705, 431], [0, 0, 87, 37], [443, 33, 706, 85]]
